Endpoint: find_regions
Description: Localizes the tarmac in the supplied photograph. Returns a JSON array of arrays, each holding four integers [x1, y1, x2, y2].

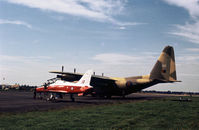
[[0, 91, 171, 114]]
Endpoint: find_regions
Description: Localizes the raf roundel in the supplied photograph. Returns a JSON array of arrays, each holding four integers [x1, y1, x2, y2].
[[126, 81, 133, 87]]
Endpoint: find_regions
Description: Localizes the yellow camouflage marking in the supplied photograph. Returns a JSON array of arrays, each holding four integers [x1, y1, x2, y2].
[[111, 77, 128, 88], [169, 58, 176, 81], [170, 58, 175, 74], [111, 77, 126, 81], [158, 52, 166, 62], [111, 75, 151, 87], [136, 79, 151, 83], [141, 75, 150, 79]]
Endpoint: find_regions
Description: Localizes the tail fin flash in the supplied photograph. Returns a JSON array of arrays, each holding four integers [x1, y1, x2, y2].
[[77, 70, 93, 86], [150, 46, 178, 82]]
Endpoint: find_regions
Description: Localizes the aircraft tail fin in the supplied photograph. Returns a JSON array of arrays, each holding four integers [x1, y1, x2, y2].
[[77, 70, 93, 86], [150, 46, 179, 82]]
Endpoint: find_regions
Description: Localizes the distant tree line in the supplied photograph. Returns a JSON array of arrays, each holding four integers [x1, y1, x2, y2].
[[18, 85, 37, 91], [0, 84, 37, 91], [142, 90, 199, 95]]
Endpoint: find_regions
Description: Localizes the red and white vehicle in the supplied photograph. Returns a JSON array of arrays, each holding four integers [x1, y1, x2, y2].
[[35, 70, 93, 101]]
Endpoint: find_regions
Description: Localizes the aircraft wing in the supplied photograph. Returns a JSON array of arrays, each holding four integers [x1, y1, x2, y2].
[[50, 71, 82, 76], [49, 71, 116, 82]]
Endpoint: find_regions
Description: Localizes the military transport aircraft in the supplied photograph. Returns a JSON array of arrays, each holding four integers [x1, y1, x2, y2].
[[35, 70, 93, 101], [35, 46, 180, 101]]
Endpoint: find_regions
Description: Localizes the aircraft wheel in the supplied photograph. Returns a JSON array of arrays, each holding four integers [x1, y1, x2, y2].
[[46, 98, 50, 101]]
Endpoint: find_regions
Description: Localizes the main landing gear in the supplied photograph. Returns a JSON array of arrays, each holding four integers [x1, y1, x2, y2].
[[46, 93, 58, 102], [34, 91, 76, 102]]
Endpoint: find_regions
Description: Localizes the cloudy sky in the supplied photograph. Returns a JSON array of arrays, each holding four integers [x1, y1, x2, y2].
[[0, 0, 199, 92]]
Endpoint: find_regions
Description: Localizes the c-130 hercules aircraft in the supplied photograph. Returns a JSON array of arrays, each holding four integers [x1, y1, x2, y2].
[[36, 46, 180, 101]]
